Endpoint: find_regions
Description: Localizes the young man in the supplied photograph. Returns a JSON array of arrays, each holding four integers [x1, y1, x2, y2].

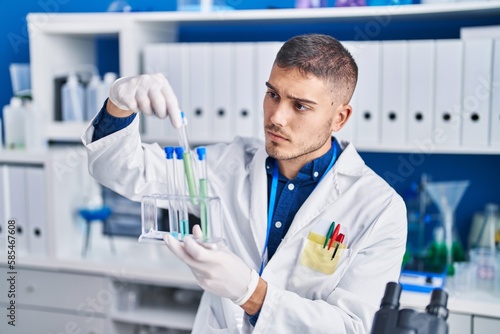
[[82, 34, 407, 333]]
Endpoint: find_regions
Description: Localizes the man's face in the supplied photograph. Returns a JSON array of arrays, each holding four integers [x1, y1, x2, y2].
[[263, 65, 341, 162]]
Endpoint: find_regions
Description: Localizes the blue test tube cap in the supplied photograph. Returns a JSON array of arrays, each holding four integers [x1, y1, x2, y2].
[[196, 147, 206, 161], [164, 146, 174, 159], [174, 146, 184, 160]]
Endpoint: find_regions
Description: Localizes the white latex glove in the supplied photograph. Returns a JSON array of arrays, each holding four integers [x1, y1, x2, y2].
[[164, 225, 260, 305], [108, 73, 183, 128]]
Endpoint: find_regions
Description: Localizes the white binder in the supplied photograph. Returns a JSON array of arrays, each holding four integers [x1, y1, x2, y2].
[[234, 43, 256, 138], [142, 44, 172, 142], [187, 43, 212, 142], [255, 42, 283, 141], [434, 40, 463, 148], [407, 40, 435, 146], [381, 41, 408, 144], [491, 38, 500, 148], [25, 167, 47, 256], [143, 43, 189, 143], [462, 39, 493, 148], [212, 43, 234, 142], [7, 166, 29, 255], [354, 41, 381, 146]]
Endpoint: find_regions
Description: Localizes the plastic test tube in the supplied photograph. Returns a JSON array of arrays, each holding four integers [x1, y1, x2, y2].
[[177, 112, 199, 204], [197, 147, 209, 241], [174, 147, 190, 238], [164, 146, 179, 238]]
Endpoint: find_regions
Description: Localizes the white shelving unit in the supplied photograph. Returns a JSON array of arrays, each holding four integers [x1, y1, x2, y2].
[[11, 3, 500, 333], [28, 2, 500, 152]]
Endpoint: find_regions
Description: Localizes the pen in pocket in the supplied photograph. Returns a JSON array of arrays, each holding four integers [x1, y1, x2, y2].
[[331, 233, 345, 260]]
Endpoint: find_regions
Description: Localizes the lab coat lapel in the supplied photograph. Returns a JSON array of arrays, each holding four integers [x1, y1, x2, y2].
[[282, 143, 365, 242], [248, 146, 270, 258]]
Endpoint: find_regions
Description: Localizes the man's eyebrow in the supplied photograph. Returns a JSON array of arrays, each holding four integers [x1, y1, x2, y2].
[[265, 82, 318, 105]]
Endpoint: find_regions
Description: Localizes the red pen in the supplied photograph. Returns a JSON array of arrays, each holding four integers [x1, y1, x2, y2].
[[327, 224, 341, 250]]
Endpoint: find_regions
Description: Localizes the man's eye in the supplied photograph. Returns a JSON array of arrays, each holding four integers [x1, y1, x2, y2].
[[295, 103, 308, 111], [267, 91, 278, 99]]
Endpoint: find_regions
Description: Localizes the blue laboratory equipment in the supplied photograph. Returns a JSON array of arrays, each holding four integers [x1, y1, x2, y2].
[[197, 147, 209, 241], [165, 146, 179, 238]]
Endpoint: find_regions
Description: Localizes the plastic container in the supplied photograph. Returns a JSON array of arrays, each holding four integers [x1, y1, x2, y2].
[[24, 101, 47, 151], [61, 74, 84, 122], [9, 63, 31, 98], [85, 74, 102, 121], [3, 97, 26, 150], [469, 248, 498, 291], [101, 72, 117, 106]]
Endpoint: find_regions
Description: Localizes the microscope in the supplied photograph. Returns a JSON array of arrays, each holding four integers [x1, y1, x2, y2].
[[370, 282, 449, 334]]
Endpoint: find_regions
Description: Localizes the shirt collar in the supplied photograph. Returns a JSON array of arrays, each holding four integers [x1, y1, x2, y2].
[[265, 138, 342, 182]]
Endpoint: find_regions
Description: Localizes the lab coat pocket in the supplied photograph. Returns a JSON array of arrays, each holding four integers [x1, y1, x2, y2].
[[206, 305, 231, 333], [288, 235, 351, 298]]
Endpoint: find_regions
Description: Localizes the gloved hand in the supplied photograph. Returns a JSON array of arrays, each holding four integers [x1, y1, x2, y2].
[[164, 225, 260, 305], [108, 73, 183, 128]]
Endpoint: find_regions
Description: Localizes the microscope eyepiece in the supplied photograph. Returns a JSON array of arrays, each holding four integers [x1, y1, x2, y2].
[[426, 289, 449, 320], [380, 282, 401, 310]]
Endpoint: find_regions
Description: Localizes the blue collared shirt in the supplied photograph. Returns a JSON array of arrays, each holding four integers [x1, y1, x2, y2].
[[265, 138, 342, 260], [248, 138, 342, 327]]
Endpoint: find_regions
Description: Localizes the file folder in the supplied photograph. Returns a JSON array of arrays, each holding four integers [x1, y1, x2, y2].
[[187, 43, 212, 142], [434, 40, 463, 148], [407, 40, 435, 146], [381, 41, 408, 145], [143, 43, 189, 143], [255, 42, 282, 141], [142, 44, 171, 142], [234, 43, 256, 138], [25, 166, 47, 256], [212, 43, 234, 142], [7, 166, 29, 255], [354, 41, 381, 146], [462, 39, 493, 148], [491, 38, 500, 147]]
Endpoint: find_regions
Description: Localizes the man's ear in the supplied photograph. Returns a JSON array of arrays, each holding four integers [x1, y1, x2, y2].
[[331, 104, 352, 132]]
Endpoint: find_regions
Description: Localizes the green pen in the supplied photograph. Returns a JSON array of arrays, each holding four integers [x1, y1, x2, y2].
[[323, 222, 335, 249]]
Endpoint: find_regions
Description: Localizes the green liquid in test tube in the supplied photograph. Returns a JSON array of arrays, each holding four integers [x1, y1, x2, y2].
[[197, 147, 209, 240], [174, 147, 190, 238], [178, 112, 199, 204]]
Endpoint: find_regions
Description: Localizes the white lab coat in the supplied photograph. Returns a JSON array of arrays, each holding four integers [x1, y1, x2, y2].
[[82, 116, 407, 334]]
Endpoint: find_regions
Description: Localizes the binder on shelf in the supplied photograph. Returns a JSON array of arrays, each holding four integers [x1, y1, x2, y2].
[[434, 40, 463, 148], [186, 43, 212, 142], [491, 38, 500, 147], [143, 43, 190, 143], [234, 43, 256, 138], [25, 166, 47, 256], [212, 43, 234, 142], [255, 42, 283, 141], [381, 41, 408, 145], [461, 39, 493, 148], [7, 166, 29, 255], [407, 40, 435, 146], [142, 44, 172, 142], [354, 41, 381, 146]]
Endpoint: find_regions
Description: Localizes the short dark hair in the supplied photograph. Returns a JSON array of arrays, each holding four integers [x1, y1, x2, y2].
[[275, 34, 358, 104]]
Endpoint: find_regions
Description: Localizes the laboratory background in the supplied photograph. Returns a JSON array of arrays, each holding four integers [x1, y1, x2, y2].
[[1, 0, 500, 333]]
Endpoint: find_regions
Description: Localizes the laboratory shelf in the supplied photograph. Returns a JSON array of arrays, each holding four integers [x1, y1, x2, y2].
[[110, 304, 198, 330]]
